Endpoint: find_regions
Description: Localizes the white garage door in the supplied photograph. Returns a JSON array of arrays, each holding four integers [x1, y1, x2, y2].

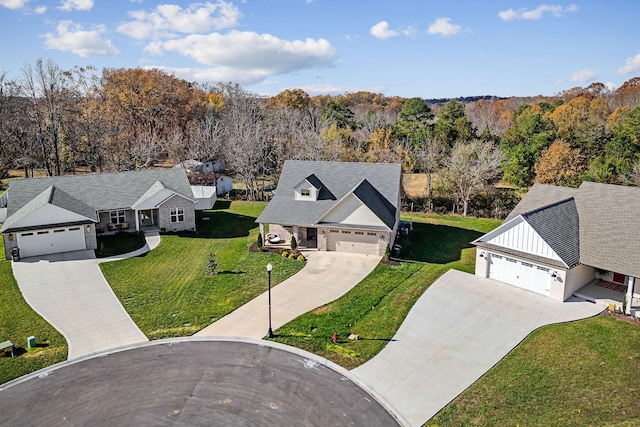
[[488, 254, 551, 296], [327, 229, 380, 255], [17, 227, 86, 258]]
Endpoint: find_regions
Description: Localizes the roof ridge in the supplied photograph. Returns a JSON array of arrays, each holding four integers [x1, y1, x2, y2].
[[521, 196, 575, 217]]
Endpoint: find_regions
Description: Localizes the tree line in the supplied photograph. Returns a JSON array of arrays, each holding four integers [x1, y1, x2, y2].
[[1, 58, 640, 216]]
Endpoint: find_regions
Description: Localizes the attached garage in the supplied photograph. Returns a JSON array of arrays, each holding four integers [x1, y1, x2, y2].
[[17, 226, 86, 258], [488, 253, 551, 297], [327, 229, 380, 255]]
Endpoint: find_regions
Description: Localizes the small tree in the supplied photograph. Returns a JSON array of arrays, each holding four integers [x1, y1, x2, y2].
[[290, 235, 297, 250], [257, 232, 263, 249], [207, 253, 217, 275], [384, 242, 391, 261]]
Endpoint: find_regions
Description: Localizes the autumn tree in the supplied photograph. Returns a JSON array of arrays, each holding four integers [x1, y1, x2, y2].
[[534, 140, 585, 186], [412, 126, 446, 211], [443, 140, 502, 216], [434, 99, 476, 146]]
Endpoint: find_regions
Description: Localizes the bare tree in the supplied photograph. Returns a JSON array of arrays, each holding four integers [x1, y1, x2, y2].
[[443, 140, 502, 216], [413, 128, 446, 211]]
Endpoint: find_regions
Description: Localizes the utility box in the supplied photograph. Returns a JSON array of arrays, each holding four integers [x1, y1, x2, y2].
[[27, 336, 35, 348]]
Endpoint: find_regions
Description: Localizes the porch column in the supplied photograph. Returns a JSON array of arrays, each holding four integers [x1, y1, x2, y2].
[[293, 226, 299, 244], [135, 209, 140, 232], [259, 223, 265, 242], [626, 276, 635, 315]]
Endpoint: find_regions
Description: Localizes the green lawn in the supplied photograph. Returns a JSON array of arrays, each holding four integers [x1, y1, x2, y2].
[[427, 315, 640, 426], [101, 201, 305, 339], [96, 231, 146, 258], [0, 227, 68, 385], [272, 213, 502, 369]]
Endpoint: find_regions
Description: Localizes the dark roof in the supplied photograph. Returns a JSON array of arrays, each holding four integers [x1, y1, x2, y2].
[[487, 181, 640, 277], [256, 160, 401, 229], [305, 174, 324, 190], [352, 179, 397, 229], [1, 169, 193, 232], [521, 198, 580, 268]]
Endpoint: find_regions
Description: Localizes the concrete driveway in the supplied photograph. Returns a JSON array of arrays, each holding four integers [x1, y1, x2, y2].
[[196, 251, 381, 339], [352, 269, 605, 427], [11, 233, 160, 359]]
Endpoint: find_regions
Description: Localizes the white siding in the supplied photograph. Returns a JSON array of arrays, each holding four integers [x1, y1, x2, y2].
[[321, 194, 387, 228], [487, 220, 562, 262], [9, 203, 93, 230]]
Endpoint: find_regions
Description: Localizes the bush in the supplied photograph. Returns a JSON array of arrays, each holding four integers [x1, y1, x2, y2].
[[288, 253, 296, 259], [257, 232, 263, 249], [207, 253, 217, 275], [296, 255, 306, 261], [290, 235, 297, 250], [281, 251, 289, 257]]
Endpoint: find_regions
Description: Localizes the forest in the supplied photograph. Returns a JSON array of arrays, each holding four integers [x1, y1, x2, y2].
[[2, 58, 640, 218]]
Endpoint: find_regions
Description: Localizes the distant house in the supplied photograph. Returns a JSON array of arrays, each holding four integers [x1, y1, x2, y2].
[[473, 181, 640, 304], [1, 169, 196, 259], [191, 185, 217, 210], [256, 160, 402, 256]]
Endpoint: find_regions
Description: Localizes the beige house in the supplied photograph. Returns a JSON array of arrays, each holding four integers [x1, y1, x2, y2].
[[256, 160, 402, 256], [1, 169, 196, 259], [473, 182, 640, 310]]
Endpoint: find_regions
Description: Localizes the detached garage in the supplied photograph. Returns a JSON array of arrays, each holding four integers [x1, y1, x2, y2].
[[16, 226, 86, 258]]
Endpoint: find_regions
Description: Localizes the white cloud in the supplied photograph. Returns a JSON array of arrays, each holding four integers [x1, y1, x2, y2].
[[427, 17, 461, 36], [605, 82, 618, 91], [498, 4, 578, 21], [0, 0, 30, 9], [43, 21, 119, 57], [560, 68, 598, 83], [618, 52, 640, 75], [34, 5, 46, 13], [117, 1, 241, 40], [370, 21, 399, 40], [58, 0, 93, 11]]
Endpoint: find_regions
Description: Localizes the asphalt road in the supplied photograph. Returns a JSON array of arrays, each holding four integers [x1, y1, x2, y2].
[[0, 340, 400, 426]]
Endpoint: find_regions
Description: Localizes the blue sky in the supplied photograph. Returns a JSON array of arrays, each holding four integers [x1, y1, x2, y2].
[[1, 0, 639, 98]]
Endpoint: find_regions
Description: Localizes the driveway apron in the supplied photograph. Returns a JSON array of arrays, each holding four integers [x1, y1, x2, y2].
[[196, 251, 381, 339], [11, 235, 158, 359], [352, 269, 604, 427]]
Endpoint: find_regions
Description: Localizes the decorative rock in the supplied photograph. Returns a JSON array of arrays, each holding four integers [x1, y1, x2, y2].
[[348, 333, 359, 341]]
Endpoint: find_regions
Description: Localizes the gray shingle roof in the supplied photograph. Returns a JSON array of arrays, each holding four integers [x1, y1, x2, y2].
[[493, 181, 640, 278], [256, 160, 401, 229], [1, 169, 193, 232], [352, 179, 397, 229]]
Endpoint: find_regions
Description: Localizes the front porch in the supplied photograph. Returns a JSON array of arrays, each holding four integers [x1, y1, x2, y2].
[[574, 279, 640, 318]]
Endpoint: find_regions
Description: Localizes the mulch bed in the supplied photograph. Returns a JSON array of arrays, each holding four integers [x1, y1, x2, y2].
[[600, 309, 640, 327]]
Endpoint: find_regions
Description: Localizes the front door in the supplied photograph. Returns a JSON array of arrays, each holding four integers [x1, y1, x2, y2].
[[307, 228, 317, 241], [140, 210, 155, 226]]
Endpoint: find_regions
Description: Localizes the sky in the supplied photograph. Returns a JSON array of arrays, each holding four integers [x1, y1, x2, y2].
[[1, 0, 640, 99]]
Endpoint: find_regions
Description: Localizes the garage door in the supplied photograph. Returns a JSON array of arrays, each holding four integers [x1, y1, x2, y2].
[[17, 227, 86, 258], [327, 229, 379, 255], [488, 254, 551, 296]]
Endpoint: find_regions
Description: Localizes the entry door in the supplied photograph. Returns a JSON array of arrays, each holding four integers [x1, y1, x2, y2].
[[307, 228, 317, 240]]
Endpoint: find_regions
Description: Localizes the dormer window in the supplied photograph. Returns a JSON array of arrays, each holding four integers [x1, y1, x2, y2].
[[301, 189, 311, 197]]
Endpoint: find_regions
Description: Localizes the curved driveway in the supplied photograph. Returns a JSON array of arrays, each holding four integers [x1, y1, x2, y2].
[[196, 251, 380, 338], [352, 269, 605, 426], [11, 233, 159, 359]]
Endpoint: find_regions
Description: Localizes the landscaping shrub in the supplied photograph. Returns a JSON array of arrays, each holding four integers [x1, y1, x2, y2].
[[281, 251, 289, 257], [296, 255, 306, 261], [288, 253, 296, 259], [207, 253, 217, 275], [290, 235, 297, 250], [256, 232, 263, 249]]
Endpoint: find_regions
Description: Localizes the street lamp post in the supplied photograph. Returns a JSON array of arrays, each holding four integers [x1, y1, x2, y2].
[[266, 263, 274, 338]]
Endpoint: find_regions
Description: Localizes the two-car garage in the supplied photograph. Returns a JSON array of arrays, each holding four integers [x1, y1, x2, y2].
[[326, 229, 382, 255], [16, 226, 86, 258], [487, 253, 552, 297]]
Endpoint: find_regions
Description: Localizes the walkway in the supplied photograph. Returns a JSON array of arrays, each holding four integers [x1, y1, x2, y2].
[[352, 269, 605, 427], [11, 232, 160, 359], [196, 251, 380, 339]]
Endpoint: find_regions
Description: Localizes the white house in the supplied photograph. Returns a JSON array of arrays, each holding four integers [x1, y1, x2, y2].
[[256, 160, 402, 256], [191, 185, 217, 210], [473, 182, 640, 307]]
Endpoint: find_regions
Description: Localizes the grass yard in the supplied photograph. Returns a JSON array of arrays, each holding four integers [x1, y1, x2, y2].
[[101, 201, 306, 339], [427, 315, 640, 426], [0, 227, 68, 385], [272, 213, 502, 369], [95, 232, 146, 258]]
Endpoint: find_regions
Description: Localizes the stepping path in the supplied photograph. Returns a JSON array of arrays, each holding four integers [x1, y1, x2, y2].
[[196, 251, 381, 339], [352, 269, 605, 426], [11, 231, 160, 359]]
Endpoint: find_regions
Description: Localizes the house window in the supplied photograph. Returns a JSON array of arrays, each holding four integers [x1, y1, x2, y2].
[[355, 231, 364, 235], [110, 210, 126, 224], [330, 229, 339, 233], [170, 207, 185, 223], [367, 232, 377, 236], [300, 189, 311, 197], [341, 230, 351, 234]]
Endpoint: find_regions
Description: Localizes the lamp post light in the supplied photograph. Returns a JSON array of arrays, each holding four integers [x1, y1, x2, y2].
[[266, 263, 274, 338]]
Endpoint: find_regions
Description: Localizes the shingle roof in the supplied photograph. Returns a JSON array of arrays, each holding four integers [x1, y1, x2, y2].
[[256, 160, 401, 229], [352, 179, 397, 229], [2, 169, 193, 231], [496, 181, 640, 277]]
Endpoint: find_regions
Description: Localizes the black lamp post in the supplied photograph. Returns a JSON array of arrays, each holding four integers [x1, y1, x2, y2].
[[266, 263, 274, 338]]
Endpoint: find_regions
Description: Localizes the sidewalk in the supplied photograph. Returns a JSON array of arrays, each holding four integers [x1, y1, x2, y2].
[[196, 251, 381, 339]]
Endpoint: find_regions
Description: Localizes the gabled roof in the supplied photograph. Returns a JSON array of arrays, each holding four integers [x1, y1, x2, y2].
[[2, 169, 193, 231], [303, 174, 323, 190], [0, 186, 97, 233], [481, 181, 640, 278], [352, 179, 397, 229], [256, 160, 401, 228]]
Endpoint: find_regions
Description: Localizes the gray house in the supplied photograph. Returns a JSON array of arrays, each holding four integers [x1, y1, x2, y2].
[[256, 160, 402, 256], [1, 169, 196, 259], [473, 181, 640, 305]]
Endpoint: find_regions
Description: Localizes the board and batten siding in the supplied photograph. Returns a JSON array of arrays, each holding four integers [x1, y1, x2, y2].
[[486, 219, 562, 262], [321, 194, 388, 228]]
